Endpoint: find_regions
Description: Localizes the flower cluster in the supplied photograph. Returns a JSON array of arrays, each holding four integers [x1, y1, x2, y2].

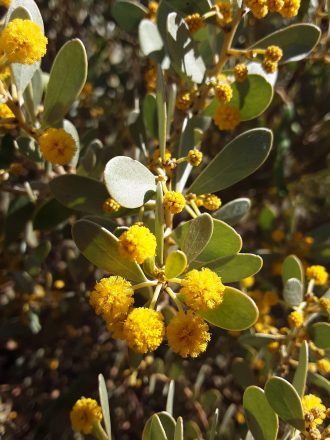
[[70, 398, 103, 434], [245, 0, 300, 18]]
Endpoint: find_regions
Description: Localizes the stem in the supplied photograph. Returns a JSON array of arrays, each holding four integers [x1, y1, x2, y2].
[[184, 204, 197, 219], [92, 422, 109, 440], [132, 280, 158, 291], [150, 283, 163, 309], [190, 200, 201, 216], [166, 286, 183, 312], [168, 278, 182, 284], [307, 279, 315, 294]]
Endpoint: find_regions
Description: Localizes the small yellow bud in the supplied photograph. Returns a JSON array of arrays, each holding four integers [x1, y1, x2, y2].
[[184, 13, 205, 33], [262, 59, 278, 74], [103, 197, 121, 213], [176, 92, 193, 110], [203, 193, 221, 211], [306, 265, 329, 286], [265, 45, 283, 63], [288, 310, 304, 328], [213, 105, 240, 131], [163, 191, 185, 214], [188, 149, 203, 167], [234, 64, 248, 82], [215, 83, 233, 104]]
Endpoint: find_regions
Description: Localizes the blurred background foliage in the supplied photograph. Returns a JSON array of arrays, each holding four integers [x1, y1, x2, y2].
[[0, 0, 329, 438]]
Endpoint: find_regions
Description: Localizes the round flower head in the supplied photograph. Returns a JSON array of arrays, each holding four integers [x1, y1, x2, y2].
[[163, 191, 185, 214], [234, 64, 248, 82], [262, 59, 278, 74], [203, 193, 221, 211], [176, 92, 193, 110], [180, 268, 225, 312], [39, 128, 76, 165], [103, 197, 120, 213], [265, 45, 283, 63], [0, 19, 47, 65], [319, 297, 330, 312], [213, 105, 240, 131], [241, 276, 255, 289], [70, 398, 102, 434], [215, 1, 233, 25], [118, 224, 156, 264], [184, 13, 204, 33], [89, 276, 134, 322], [288, 310, 304, 328], [167, 310, 210, 358], [279, 0, 300, 16], [215, 83, 233, 104], [123, 307, 165, 353], [306, 265, 329, 286], [147, 1, 158, 20], [317, 359, 330, 374], [188, 149, 203, 167], [302, 395, 326, 429]]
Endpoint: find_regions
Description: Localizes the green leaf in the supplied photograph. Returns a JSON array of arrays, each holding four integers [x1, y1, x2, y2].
[[150, 415, 168, 440], [171, 213, 214, 262], [98, 374, 112, 440], [104, 156, 156, 209], [293, 341, 308, 398], [283, 278, 303, 308], [232, 359, 257, 389], [214, 198, 251, 225], [156, 66, 167, 161], [15, 136, 43, 162], [209, 409, 219, 440], [250, 24, 321, 63], [258, 205, 276, 231], [282, 255, 304, 284], [207, 253, 263, 283], [264, 377, 305, 431], [166, 381, 175, 416], [165, 251, 187, 279], [191, 219, 242, 265], [205, 75, 273, 121], [43, 39, 87, 126], [188, 129, 273, 194], [139, 19, 164, 61], [33, 198, 73, 230], [142, 412, 175, 440], [7, 0, 43, 25], [72, 219, 146, 282], [49, 175, 109, 215], [111, 0, 147, 32], [174, 417, 184, 440], [308, 372, 330, 394], [143, 94, 158, 138], [310, 322, 330, 349], [243, 386, 278, 440], [164, 0, 212, 14], [239, 333, 285, 349], [200, 287, 259, 331]]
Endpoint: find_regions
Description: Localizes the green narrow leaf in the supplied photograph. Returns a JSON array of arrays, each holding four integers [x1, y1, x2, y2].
[[174, 417, 184, 440], [310, 322, 330, 349], [72, 219, 146, 282], [188, 129, 273, 194], [308, 372, 330, 394], [207, 253, 263, 283], [200, 287, 259, 331], [155, 182, 164, 265], [209, 408, 219, 440], [172, 213, 214, 262], [156, 66, 167, 160], [104, 156, 156, 209], [166, 380, 175, 416], [243, 386, 278, 440], [214, 198, 251, 225], [165, 251, 187, 279], [282, 255, 304, 284], [150, 415, 168, 440], [293, 341, 308, 398], [264, 377, 305, 431], [143, 94, 158, 138], [43, 39, 87, 126], [239, 333, 285, 349], [98, 374, 112, 440], [164, 0, 212, 14]]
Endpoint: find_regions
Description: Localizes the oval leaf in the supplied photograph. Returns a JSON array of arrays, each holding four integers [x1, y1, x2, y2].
[[139, 19, 164, 58], [264, 377, 305, 431], [243, 386, 279, 440], [200, 286, 259, 331], [214, 198, 251, 225], [310, 322, 330, 349], [283, 278, 303, 308], [208, 253, 263, 283], [282, 255, 304, 284], [104, 156, 156, 209], [250, 24, 321, 63], [293, 341, 308, 398], [112, 0, 147, 32], [98, 374, 112, 440], [72, 219, 146, 282], [43, 39, 88, 126], [142, 412, 175, 440], [165, 251, 187, 279], [188, 129, 273, 194]]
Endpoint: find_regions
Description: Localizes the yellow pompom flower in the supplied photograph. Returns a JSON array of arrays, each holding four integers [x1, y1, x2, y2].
[[288, 310, 304, 328], [241, 276, 255, 289], [147, 1, 158, 20], [234, 64, 248, 82], [317, 359, 330, 374], [167, 311, 211, 358], [279, 0, 300, 16], [265, 45, 283, 63], [215, 83, 233, 104], [180, 268, 225, 312], [203, 193, 221, 211], [245, 0, 269, 17], [103, 197, 120, 213], [70, 398, 103, 434], [0, 66, 10, 80], [319, 297, 330, 312], [213, 105, 240, 131], [0, 19, 48, 65], [262, 59, 278, 74], [267, 0, 284, 11], [188, 149, 203, 167], [106, 320, 126, 340], [176, 92, 193, 110], [215, 1, 233, 25], [123, 307, 165, 353], [118, 224, 157, 264], [302, 395, 326, 429], [163, 191, 185, 214], [0, 103, 15, 128], [38, 128, 76, 165], [306, 265, 329, 286], [89, 276, 134, 322], [184, 13, 205, 33]]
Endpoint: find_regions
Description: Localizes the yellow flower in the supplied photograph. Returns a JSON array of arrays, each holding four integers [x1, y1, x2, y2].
[[267, 341, 280, 352], [103, 197, 120, 213], [306, 265, 329, 286], [213, 105, 240, 131], [0, 19, 47, 65], [203, 193, 221, 211], [319, 297, 330, 312], [215, 1, 233, 25], [0, 0, 11, 7], [188, 149, 203, 167], [288, 310, 304, 328], [0, 66, 10, 80], [118, 224, 157, 264], [123, 307, 165, 353], [279, 0, 300, 16], [234, 64, 248, 82], [70, 398, 102, 434], [167, 310, 210, 358], [262, 59, 278, 74], [317, 359, 330, 374], [271, 229, 285, 242], [215, 83, 233, 104], [265, 45, 283, 63], [184, 13, 205, 33], [106, 320, 126, 340], [147, 1, 158, 20], [89, 276, 134, 322], [246, 0, 269, 17], [180, 268, 225, 312], [163, 191, 185, 214], [152, 148, 172, 162], [302, 394, 326, 429], [38, 128, 76, 165], [267, 0, 285, 11], [0, 103, 15, 128], [176, 92, 193, 110], [241, 276, 255, 289]]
